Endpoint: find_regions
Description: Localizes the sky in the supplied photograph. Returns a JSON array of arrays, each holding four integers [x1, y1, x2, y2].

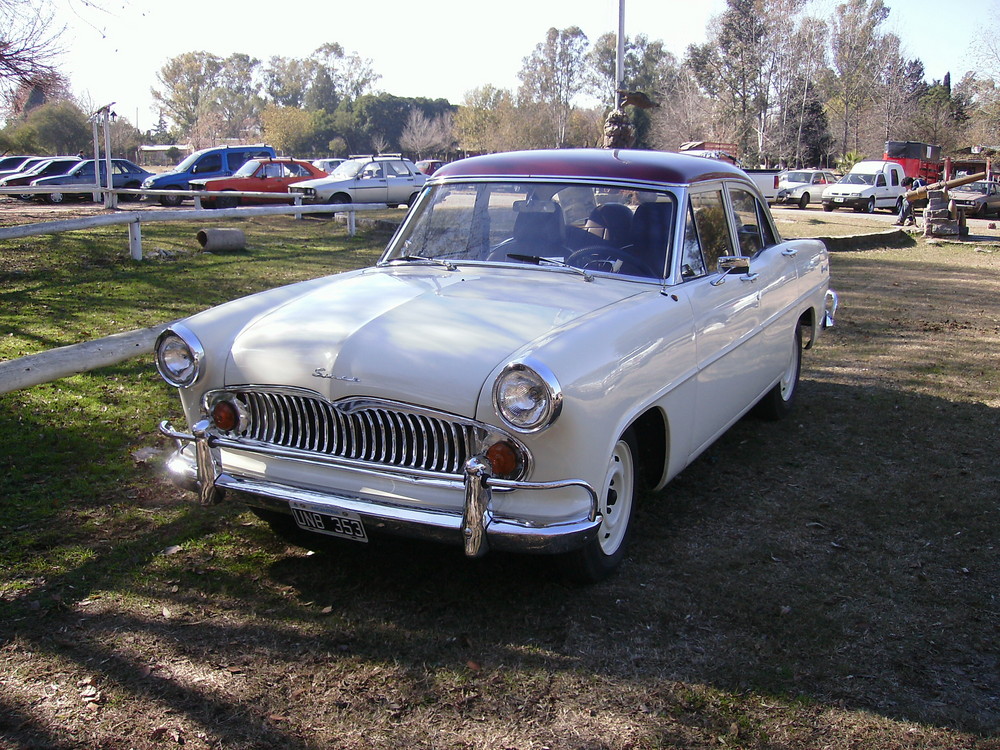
[[45, 0, 994, 132]]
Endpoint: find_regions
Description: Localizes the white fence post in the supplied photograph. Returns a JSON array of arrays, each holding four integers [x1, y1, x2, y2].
[[128, 220, 142, 260]]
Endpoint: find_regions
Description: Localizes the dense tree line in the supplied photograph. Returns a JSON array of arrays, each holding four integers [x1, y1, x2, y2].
[[1, 0, 996, 167]]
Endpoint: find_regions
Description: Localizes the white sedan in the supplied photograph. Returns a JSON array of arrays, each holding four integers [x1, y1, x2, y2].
[[156, 148, 837, 582]]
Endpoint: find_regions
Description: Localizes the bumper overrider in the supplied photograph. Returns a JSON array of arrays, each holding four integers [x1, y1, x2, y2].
[[158, 420, 601, 557]]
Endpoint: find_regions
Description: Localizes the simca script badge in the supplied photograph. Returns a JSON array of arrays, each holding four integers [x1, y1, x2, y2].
[[312, 368, 359, 382]]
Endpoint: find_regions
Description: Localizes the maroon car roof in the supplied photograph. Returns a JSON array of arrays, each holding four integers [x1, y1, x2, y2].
[[432, 148, 749, 186]]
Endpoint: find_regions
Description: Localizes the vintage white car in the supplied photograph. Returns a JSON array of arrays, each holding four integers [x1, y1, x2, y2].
[[156, 149, 837, 582]]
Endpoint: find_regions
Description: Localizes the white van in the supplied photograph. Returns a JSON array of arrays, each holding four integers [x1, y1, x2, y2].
[[821, 160, 907, 213]]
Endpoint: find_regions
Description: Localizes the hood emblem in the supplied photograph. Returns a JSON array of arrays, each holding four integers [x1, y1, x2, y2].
[[312, 368, 359, 382]]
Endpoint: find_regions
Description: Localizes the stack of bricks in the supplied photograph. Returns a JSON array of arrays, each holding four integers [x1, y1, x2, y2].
[[922, 189, 968, 237]]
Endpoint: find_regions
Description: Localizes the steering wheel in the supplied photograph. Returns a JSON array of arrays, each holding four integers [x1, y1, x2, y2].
[[565, 245, 659, 278]]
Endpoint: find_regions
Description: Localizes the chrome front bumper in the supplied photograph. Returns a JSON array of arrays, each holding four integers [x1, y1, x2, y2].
[[159, 421, 601, 557]]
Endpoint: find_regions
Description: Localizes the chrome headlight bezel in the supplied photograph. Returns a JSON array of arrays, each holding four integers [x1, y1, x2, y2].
[[492, 361, 562, 433], [155, 324, 204, 388]]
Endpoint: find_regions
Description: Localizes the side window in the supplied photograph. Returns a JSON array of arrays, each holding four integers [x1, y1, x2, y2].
[[362, 163, 384, 179], [386, 161, 411, 177], [876, 173, 887, 187], [195, 154, 222, 174], [288, 163, 309, 177], [690, 189, 734, 273], [227, 152, 250, 170], [890, 169, 899, 186], [680, 202, 707, 279], [728, 187, 767, 257]]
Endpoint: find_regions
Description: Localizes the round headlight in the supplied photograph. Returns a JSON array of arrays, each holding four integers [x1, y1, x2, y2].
[[155, 326, 203, 387], [493, 362, 562, 433]]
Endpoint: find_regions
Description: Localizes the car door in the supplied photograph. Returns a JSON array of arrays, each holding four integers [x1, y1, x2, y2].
[[352, 162, 389, 203], [682, 186, 767, 455], [384, 159, 419, 204], [726, 185, 802, 391]]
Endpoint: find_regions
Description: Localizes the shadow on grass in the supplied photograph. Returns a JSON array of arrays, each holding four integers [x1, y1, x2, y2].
[[2, 376, 997, 747]]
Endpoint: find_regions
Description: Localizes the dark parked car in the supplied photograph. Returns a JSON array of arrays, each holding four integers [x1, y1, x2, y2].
[[0, 157, 82, 191], [30, 159, 152, 203], [0, 156, 46, 180]]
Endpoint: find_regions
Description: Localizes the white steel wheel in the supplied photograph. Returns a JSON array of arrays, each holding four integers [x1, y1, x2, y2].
[[597, 437, 636, 555], [754, 323, 802, 420], [557, 429, 639, 583]]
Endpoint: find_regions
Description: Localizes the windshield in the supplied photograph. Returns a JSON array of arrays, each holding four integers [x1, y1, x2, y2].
[[840, 173, 875, 185], [959, 181, 988, 194], [782, 171, 812, 183], [173, 152, 202, 172], [382, 181, 676, 280], [235, 160, 262, 177], [329, 160, 366, 179]]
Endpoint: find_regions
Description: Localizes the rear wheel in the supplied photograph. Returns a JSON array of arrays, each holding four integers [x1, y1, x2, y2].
[[216, 192, 239, 209], [558, 428, 638, 583], [754, 323, 802, 420]]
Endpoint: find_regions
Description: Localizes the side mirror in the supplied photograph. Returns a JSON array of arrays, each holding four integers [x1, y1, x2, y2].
[[712, 255, 750, 286]]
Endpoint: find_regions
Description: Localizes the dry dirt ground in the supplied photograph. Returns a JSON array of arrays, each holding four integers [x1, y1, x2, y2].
[[1, 196, 999, 749]]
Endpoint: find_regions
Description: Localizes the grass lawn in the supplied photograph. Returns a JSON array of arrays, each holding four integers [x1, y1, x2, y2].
[[1, 211, 998, 749]]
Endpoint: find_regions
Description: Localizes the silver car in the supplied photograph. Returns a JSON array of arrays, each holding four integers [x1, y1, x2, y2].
[[776, 169, 839, 209], [289, 154, 425, 207]]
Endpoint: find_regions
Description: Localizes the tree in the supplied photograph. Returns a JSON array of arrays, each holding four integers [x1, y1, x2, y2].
[[687, 0, 792, 165], [0, 0, 62, 106], [261, 105, 317, 155], [517, 26, 590, 147], [454, 85, 517, 153], [151, 51, 223, 135], [264, 55, 312, 108], [4, 98, 89, 154], [212, 53, 264, 140], [399, 108, 453, 158], [828, 0, 890, 157], [588, 32, 679, 148]]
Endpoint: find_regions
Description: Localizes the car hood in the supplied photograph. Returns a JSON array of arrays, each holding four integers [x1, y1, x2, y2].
[[949, 189, 983, 199], [224, 266, 643, 416]]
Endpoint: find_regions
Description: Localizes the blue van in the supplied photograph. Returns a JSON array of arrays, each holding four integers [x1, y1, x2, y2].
[[142, 144, 276, 205]]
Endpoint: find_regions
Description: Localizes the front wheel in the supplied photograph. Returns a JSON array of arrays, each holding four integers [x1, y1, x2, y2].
[[159, 188, 183, 207], [823, 203, 834, 212], [47, 191, 64, 204], [865, 196, 876, 213], [798, 192, 810, 209], [558, 429, 639, 583], [754, 323, 802, 421]]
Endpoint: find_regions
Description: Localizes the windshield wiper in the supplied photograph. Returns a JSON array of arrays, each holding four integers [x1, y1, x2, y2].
[[388, 254, 458, 271], [506, 253, 594, 282]]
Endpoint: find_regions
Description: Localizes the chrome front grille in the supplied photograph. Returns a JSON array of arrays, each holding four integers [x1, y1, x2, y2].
[[226, 389, 484, 475]]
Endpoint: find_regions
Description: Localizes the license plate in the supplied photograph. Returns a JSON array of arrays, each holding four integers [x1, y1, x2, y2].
[[834, 197, 844, 203], [289, 501, 368, 543]]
